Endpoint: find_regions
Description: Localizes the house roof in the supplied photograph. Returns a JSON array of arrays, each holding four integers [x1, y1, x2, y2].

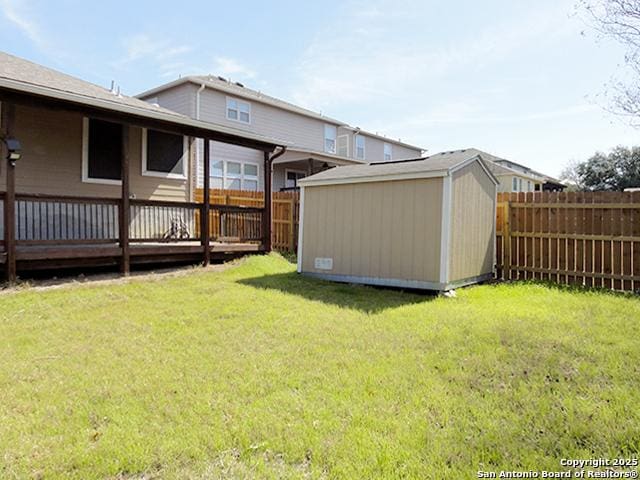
[[298, 149, 499, 186], [0, 51, 287, 150], [136, 75, 425, 152]]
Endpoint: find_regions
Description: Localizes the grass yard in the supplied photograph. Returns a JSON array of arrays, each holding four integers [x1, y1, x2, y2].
[[1, 254, 639, 479]]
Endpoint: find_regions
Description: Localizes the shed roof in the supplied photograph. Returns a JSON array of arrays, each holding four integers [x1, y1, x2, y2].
[[299, 149, 499, 186], [0, 50, 286, 150]]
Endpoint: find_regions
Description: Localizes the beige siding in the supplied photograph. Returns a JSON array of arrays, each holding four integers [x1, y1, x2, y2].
[[0, 104, 190, 201], [448, 161, 496, 282], [198, 89, 330, 151], [152, 83, 197, 118], [363, 135, 421, 162], [496, 174, 543, 193], [301, 178, 443, 283]]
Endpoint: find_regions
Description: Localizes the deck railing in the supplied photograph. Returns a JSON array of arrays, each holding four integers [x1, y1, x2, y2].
[[1, 193, 265, 247], [209, 204, 263, 242], [129, 199, 201, 243], [15, 194, 119, 244]]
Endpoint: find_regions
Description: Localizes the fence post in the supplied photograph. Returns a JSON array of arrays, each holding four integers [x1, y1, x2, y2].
[[503, 198, 512, 280], [288, 196, 294, 251]]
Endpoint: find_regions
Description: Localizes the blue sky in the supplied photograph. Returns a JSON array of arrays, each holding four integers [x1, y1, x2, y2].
[[0, 0, 637, 176]]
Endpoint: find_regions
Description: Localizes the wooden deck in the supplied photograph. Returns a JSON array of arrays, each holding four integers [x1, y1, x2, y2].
[[0, 193, 269, 275]]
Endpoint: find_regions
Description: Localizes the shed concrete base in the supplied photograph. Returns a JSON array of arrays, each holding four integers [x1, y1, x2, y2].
[[301, 272, 494, 292]]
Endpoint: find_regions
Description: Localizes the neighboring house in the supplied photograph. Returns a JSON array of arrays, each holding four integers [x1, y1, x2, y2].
[[490, 156, 565, 192], [0, 51, 283, 281], [444, 148, 563, 193], [136, 76, 424, 193]]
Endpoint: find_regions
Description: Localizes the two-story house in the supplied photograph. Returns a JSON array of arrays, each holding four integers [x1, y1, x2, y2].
[[136, 76, 424, 194]]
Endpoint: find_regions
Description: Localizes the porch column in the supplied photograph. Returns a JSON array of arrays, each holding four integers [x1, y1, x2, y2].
[[2, 103, 16, 284], [202, 139, 211, 266], [263, 151, 272, 252], [119, 125, 130, 275]]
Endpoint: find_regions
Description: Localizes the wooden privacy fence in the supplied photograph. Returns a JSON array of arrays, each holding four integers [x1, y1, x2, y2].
[[496, 191, 640, 292], [195, 188, 300, 251]]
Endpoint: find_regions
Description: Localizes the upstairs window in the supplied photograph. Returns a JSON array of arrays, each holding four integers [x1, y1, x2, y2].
[[324, 124, 337, 154], [82, 118, 122, 184], [355, 135, 366, 160], [384, 142, 392, 161], [142, 129, 187, 179], [226, 97, 251, 124], [512, 177, 518, 192]]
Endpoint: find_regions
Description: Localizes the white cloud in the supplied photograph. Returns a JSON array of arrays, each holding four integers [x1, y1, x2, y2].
[[289, 0, 576, 110], [213, 56, 256, 80], [0, 0, 44, 48], [113, 33, 192, 77]]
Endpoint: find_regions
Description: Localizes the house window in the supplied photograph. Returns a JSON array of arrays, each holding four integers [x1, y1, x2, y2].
[[82, 118, 122, 184], [324, 124, 337, 154], [210, 159, 260, 191], [285, 169, 306, 188], [527, 181, 532, 192], [355, 135, 365, 160], [519, 179, 523, 192], [384, 143, 392, 161], [226, 97, 251, 124], [512, 177, 518, 192], [142, 129, 187, 179]]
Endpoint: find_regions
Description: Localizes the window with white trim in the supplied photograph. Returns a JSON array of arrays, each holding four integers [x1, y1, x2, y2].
[[355, 135, 365, 160], [210, 159, 260, 191], [82, 118, 122, 185], [226, 97, 251, 124], [527, 180, 532, 192], [324, 124, 337, 154], [519, 178, 523, 192], [512, 177, 518, 192], [142, 129, 187, 179], [384, 142, 392, 161], [285, 170, 306, 189]]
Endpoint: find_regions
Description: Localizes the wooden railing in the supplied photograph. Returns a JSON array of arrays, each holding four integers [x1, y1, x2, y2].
[[209, 204, 263, 242], [195, 188, 300, 251], [129, 199, 201, 242], [0, 193, 266, 250], [14, 193, 119, 245]]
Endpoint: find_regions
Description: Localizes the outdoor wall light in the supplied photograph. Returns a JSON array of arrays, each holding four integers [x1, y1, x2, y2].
[[2, 137, 22, 164]]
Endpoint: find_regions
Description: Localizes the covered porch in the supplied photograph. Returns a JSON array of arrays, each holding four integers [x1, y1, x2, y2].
[[271, 147, 362, 191], [0, 80, 285, 283]]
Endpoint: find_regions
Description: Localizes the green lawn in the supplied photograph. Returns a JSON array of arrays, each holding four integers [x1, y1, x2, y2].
[[1, 254, 639, 479]]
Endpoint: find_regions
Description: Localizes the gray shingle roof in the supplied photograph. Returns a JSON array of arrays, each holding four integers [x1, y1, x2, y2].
[[299, 148, 498, 185], [0, 51, 286, 148]]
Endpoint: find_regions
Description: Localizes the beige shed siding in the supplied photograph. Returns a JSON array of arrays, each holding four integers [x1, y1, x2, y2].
[[0, 104, 190, 201], [301, 178, 443, 282], [447, 162, 496, 282]]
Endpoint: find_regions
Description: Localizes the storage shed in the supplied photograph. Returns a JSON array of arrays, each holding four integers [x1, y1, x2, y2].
[[296, 149, 499, 291]]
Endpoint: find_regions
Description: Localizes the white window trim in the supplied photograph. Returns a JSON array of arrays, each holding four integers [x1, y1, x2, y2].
[[226, 96, 251, 125], [354, 134, 366, 160], [384, 142, 392, 161], [141, 128, 189, 180], [324, 124, 337, 154], [81, 117, 122, 186], [285, 168, 306, 188]]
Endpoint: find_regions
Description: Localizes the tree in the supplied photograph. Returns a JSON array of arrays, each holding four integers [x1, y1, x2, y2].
[[577, 0, 640, 123], [561, 145, 640, 190]]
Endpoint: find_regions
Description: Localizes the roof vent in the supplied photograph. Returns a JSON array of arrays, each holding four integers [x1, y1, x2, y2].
[[217, 76, 227, 82], [235, 81, 244, 88]]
